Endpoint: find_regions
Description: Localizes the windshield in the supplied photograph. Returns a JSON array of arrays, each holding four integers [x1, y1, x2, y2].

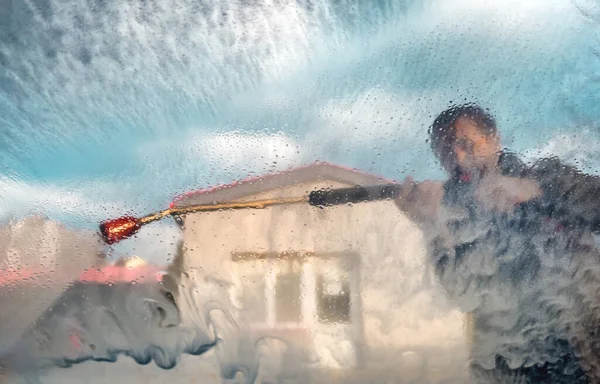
[[1, 0, 600, 383]]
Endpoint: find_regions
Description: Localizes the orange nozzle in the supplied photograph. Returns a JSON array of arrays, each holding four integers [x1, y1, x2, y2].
[[99, 216, 141, 244]]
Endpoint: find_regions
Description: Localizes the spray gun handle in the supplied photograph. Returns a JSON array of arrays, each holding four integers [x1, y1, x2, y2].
[[308, 183, 402, 207]]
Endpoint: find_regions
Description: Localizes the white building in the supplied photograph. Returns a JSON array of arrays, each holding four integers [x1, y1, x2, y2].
[[168, 162, 472, 383], [0, 216, 104, 351]]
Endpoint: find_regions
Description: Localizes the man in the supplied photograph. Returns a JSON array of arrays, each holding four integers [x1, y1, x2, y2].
[[395, 104, 600, 383]]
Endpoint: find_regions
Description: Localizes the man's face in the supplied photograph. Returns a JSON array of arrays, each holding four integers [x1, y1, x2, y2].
[[445, 117, 502, 174]]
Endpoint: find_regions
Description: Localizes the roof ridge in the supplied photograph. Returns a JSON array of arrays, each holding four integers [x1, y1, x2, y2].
[[170, 161, 395, 207]]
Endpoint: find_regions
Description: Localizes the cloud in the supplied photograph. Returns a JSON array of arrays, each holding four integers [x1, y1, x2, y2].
[[137, 131, 305, 182], [0, 176, 127, 224], [190, 131, 304, 173]]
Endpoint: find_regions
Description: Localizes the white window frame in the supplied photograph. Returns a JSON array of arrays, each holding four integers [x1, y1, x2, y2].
[[232, 251, 358, 331]]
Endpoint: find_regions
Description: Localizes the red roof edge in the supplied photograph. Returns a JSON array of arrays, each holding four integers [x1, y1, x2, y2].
[[169, 160, 397, 208], [0, 268, 53, 286], [0, 265, 167, 286], [78, 265, 166, 284]]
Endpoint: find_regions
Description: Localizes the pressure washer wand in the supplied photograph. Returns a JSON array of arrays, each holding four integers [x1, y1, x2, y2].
[[99, 183, 402, 245]]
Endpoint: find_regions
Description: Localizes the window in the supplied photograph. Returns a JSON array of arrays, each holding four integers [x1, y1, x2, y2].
[[316, 262, 351, 324], [275, 265, 302, 322], [232, 251, 357, 328]]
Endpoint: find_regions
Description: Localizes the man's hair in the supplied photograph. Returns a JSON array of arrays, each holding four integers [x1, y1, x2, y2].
[[429, 103, 498, 164]]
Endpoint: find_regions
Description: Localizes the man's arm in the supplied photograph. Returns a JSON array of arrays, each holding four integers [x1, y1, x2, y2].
[[530, 157, 600, 232], [394, 177, 445, 226]]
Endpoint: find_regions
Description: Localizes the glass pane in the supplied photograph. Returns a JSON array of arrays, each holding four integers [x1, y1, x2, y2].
[[2, 0, 598, 382], [275, 272, 302, 323], [316, 274, 351, 324], [239, 273, 267, 324]]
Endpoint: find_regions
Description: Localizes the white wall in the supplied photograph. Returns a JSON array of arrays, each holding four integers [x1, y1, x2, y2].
[[177, 180, 470, 380]]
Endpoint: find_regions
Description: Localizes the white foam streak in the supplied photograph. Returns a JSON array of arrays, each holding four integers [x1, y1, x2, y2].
[[9, 0, 321, 108], [524, 129, 600, 174]]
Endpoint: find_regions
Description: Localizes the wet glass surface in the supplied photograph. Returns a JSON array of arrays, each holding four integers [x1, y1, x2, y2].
[[2, 0, 600, 382]]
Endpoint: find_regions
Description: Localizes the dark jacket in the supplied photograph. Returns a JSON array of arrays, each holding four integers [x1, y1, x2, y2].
[[432, 152, 600, 382], [445, 151, 600, 234]]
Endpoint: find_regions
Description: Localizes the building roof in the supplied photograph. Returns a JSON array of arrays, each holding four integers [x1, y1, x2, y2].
[[0, 267, 54, 286], [0, 263, 166, 286], [78, 264, 166, 284], [171, 161, 396, 208]]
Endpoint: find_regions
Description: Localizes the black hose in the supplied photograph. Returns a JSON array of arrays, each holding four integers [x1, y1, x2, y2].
[[308, 184, 402, 207]]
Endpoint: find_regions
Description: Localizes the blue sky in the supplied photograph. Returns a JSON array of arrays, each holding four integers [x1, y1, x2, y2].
[[1, 0, 600, 239]]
